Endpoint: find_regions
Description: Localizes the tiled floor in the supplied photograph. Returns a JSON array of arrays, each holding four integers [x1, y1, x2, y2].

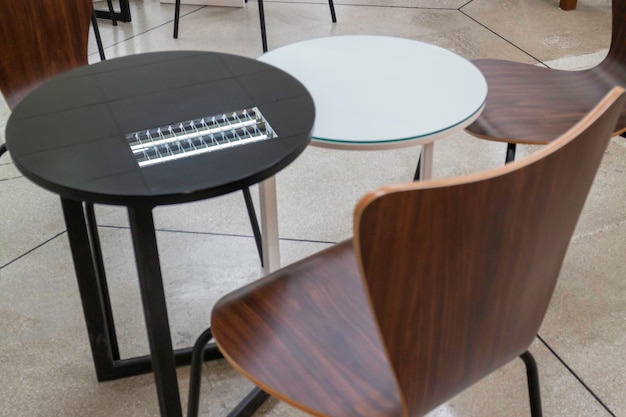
[[0, 0, 623, 416]]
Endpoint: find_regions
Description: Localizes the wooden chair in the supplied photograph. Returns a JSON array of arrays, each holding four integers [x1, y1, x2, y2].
[[561, 0, 577, 10], [187, 87, 625, 417], [173, 0, 337, 53], [0, 0, 93, 110], [465, 0, 624, 163], [0, 0, 95, 160]]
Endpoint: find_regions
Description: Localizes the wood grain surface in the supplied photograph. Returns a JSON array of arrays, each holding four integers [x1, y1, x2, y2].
[[466, 0, 625, 144], [0, 0, 92, 110], [212, 88, 624, 417]]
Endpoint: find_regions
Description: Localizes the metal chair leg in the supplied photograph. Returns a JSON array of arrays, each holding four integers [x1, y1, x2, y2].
[[242, 188, 264, 266], [328, 0, 337, 22], [257, 0, 268, 53], [505, 142, 517, 164], [91, 10, 106, 61], [413, 152, 422, 181], [106, 0, 118, 25], [187, 328, 213, 417], [187, 328, 270, 417], [174, 0, 181, 38], [520, 351, 543, 417]]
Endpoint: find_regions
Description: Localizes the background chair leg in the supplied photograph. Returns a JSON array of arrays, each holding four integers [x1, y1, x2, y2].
[[242, 188, 264, 266], [0, 143, 7, 158], [257, 0, 268, 52], [106, 0, 118, 25], [174, 0, 181, 38], [520, 351, 543, 417], [413, 152, 422, 181], [91, 10, 107, 61], [505, 142, 517, 164], [328, 0, 337, 22]]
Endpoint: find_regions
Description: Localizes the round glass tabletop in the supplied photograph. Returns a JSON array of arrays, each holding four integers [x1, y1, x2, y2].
[[259, 35, 488, 149]]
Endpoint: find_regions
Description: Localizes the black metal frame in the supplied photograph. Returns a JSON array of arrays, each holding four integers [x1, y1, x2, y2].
[[59, 199, 211, 415], [61, 197, 269, 417], [95, 0, 131, 22], [242, 188, 263, 265], [173, 0, 336, 53], [520, 351, 543, 417], [505, 142, 517, 164], [187, 339, 543, 417], [413, 153, 423, 181], [188, 328, 270, 417], [91, 11, 106, 61]]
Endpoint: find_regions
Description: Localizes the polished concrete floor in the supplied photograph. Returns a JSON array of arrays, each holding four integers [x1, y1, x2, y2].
[[0, 0, 623, 416]]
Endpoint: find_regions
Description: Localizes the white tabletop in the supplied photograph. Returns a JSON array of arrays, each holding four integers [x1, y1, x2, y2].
[[259, 35, 488, 150]]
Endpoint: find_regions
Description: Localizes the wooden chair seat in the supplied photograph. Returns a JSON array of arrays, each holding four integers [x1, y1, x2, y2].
[[190, 88, 626, 417], [465, 0, 625, 162], [212, 240, 403, 417], [467, 59, 625, 144]]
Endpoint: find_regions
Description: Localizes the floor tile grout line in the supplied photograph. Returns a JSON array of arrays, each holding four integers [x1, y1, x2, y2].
[[248, 0, 460, 10], [0, 230, 66, 270], [89, 6, 205, 58], [97, 224, 338, 245], [457, 8, 548, 65], [537, 334, 617, 417]]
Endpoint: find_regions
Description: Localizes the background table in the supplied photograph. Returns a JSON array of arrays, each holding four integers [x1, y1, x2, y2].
[[6, 50, 314, 417], [259, 35, 487, 179]]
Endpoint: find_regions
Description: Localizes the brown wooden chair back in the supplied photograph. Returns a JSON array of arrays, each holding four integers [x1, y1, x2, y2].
[[355, 87, 625, 417], [0, 0, 93, 110]]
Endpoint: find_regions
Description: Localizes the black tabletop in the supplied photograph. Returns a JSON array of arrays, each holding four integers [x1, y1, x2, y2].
[[6, 51, 315, 206]]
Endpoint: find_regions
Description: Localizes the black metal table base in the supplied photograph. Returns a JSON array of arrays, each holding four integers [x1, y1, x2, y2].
[[11, 50, 313, 417], [228, 388, 270, 417], [104, 343, 224, 381], [61, 198, 252, 416]]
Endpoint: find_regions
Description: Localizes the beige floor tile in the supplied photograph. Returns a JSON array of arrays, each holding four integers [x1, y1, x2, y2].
[[0, 177, 66, 266], [0, 230, 329, 417], [462, 0, 612, 62], [540, 222, 626, 416], [424, 340, 612, 416]]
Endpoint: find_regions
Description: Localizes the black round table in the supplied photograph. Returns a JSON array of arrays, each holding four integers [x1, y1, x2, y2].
[[6, 50, 314, 417]]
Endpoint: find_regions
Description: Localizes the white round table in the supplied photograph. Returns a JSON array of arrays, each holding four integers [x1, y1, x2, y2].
[[259, 35, 488, 179]]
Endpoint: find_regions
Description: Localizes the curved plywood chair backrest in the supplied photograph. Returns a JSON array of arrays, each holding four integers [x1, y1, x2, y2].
[[0, 0, 93, 110], [354, 87, 625, 417]]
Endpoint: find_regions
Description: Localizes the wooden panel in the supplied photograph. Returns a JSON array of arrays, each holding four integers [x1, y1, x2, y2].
[[212, 89, 624, 417], [0, 0, 92, 109], [212, 241, 403, 417], [466, 0, 626, 145], [355, 88, 625, 417]]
